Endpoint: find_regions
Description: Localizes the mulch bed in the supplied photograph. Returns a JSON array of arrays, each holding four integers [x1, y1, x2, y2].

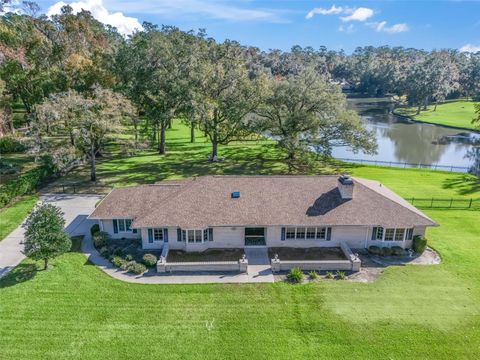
[[268, 247, 347, 261], [167, 249, 245, 263]]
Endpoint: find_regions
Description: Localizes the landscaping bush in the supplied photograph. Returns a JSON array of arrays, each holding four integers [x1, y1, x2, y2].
[[308, 271, 319, 280], [0, 166, 50, 208], [336, 271, 347, 280], [125, 254, 133, 261], [142, 253, 157, 267], [99, 246, 110, 258], [381, 247, 393, 256], [325, 271, 334, 279], [128, 261, 147, 275], [90, 224, 100, 236], [391, 246, 406, 256], [368, 246, 381, 255], [110, 256, 125, 268], [287, 267, 304, 283], [0, 159, 18, 175], [0, 136, 26, 153], [120, 261, 132, 271], [93, 232, 108, 248], [413, 235, 428, 254], [112, 248, 124, 257]]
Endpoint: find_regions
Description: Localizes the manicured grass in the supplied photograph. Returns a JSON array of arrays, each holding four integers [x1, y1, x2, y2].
[[1, 120, 479, 358], [394, 100, 479, 130], [0, 195, 38, 241], [0, 179, 479, 358]]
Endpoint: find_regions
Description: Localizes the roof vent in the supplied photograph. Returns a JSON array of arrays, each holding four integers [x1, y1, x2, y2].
[[338, 175, 354, 200], [231, 191, 240, 199]]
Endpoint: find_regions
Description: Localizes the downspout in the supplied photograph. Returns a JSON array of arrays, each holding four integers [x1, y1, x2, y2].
[[364, 226, 369, 249]]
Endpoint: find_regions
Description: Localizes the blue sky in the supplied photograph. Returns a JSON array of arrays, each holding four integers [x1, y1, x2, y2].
[[34, 0, 480, 53]]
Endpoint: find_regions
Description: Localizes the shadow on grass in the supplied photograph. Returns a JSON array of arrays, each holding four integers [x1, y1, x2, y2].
[[442, 174, 480, 196], [0, 263, 37, 288]]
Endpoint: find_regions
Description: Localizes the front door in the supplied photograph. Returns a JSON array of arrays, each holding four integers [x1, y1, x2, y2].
[[244, 227, 266, 246]]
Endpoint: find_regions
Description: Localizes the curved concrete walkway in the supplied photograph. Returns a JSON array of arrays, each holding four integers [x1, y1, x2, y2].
[[0, 194, 101, 279]]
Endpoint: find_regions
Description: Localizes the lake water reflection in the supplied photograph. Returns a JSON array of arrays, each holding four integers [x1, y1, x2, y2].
[[332, 98, 479, 168]]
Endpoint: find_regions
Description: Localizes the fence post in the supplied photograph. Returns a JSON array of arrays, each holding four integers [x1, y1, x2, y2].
[[62, 184, 65, 193], [73, 185, 76, 194], [469, 198, 473, 208]]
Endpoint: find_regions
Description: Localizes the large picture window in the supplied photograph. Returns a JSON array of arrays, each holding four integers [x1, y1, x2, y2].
[[153, 229, 163, 241], [282, 226, 331, 241], [180, 228, 212, 244], [394, 228, 405, 241], [373, 227, 408, 242], [114, 219, 134, 233], [384, 228, 395, 241]]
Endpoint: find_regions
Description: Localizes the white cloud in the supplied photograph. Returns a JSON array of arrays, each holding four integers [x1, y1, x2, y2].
[[340, 7, 374, 22], [338, 24, 355, 33], [460, 44, 480, 53], [109, 0, 287, 23], [368, 21, 409, 33], [306, 5, 343, 19], [46, 0, 143, 36]]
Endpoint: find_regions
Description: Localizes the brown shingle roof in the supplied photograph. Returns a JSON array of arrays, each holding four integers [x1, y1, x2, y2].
[[89, 176, 437, 229]]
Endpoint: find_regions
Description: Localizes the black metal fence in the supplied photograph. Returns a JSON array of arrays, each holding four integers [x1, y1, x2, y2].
[[407, 197, 479, 209], [336, 157, 476, 173]]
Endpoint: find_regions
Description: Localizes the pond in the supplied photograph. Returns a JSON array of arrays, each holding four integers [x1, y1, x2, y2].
[[331, 97, 479, 171]]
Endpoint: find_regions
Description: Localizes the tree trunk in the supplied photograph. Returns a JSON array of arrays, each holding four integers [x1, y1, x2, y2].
[[423, 97, 428, 111], [167, 119, 172, 129], [159, 123, 166, 155], [434, 102, 438, 112], [416, 105, 421, 115], [90, 144, 97, 182], [211, 140, 218, 161], [69, 131, 75, 146], [190, 122, 195, 143], [134, 121, 138, 141], [44, 258, 48, 270]]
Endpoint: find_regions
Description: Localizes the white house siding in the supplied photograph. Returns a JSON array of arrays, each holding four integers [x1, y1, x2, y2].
[[100, 219, 140, 240]]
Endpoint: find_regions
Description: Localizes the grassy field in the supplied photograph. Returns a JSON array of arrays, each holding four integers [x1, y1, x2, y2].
[[1, 121, 479, 359], [0, 170, 479, 359], [395, 100, 479, 130], [0, 195, 38, 241]]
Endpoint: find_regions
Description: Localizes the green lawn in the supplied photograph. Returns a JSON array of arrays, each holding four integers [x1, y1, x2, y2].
[[0, 195, 38, 241], [395, 100, 479, 130], [1, 120, 479, 358], [0, 173, 479, 359]]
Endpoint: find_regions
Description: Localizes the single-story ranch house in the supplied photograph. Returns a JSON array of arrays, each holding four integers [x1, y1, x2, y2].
[[89, 175, 437, 253]]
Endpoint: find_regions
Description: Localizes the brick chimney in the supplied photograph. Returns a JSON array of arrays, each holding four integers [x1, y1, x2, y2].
[[338, 175, 354, 200]]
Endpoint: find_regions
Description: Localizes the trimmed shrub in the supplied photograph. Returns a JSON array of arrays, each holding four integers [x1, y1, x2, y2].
[[110, 256, 125, 268], [287, 267, 304, 283], [413, 235, 428, 254], [142, 253, 157, 267], [99, 246, 110, 258], [325, 271, 334, 279], [381, 247, 393, 256], [90, 224, 100, 236], [308, 271, 319, 280], [0, 136, 25, 153], [336, 271, 347, 280], [112, 248, 124, 257], [368, 246, 381, 255], [391, 246, 406, 256], [128, 262, 147, 275], [120, 261, 132, 271], [125, 254, 133, 261], [93, 232, 108, 248]]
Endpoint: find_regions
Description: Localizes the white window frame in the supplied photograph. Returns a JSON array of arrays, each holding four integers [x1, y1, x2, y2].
[[153, 228, 164, 242], [116, 219, 133, 233], [374, 227, 407, 242], [284, 226, 330, 240], [185, 229, 209, 244]]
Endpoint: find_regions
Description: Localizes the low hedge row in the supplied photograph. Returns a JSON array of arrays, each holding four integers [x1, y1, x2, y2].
[[0, 136, 26, 153], [0, 166, 50, 208]]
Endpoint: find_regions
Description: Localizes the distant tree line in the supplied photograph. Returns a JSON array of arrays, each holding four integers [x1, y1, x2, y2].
[[0, 2, 479, 180]]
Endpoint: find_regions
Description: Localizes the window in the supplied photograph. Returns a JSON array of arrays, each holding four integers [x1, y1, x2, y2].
[[188, 230, 195, 243], [203, 229, 208, 242], [306, 227, 316, 239], [114, 219, 134, 233], [317, 227, 326, 240], [384, 228, 395, 241], [286, 227, 296, 239], [376, 227, 384, 240], [195, 230, 202, 243], [406, 228, 414, 240], [394, 228, 405, 241], [296, 227, 306, 239], [153, 228, 163, 241], [182, 230, 186, 242]]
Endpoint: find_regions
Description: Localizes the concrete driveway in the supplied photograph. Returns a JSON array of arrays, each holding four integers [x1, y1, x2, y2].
[[0, 193, 102, 279]]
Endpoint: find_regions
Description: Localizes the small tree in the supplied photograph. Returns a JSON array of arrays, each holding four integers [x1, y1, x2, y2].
[[23, 203, 71, 270]]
